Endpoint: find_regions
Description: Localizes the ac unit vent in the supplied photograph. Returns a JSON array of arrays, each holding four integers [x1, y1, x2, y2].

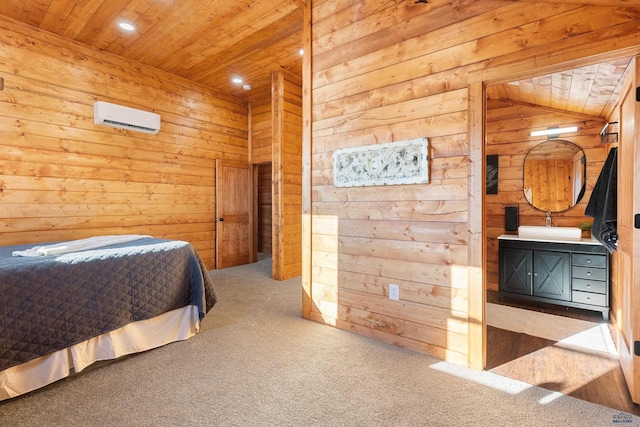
[[94, 101, 161, 134]]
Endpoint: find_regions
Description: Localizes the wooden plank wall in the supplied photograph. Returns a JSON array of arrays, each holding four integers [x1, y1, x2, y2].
[[0, 17, 248, 269], [251, 99, 274, 257], [257, 163, 273, 254], [273, 70, 303, 280], [485, 99, 607, 291], [306, 0, 640, 364], [251, 101, 272, 164]]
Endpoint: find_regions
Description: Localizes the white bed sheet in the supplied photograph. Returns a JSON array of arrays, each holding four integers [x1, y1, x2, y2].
[[0, 305, 199, 401]]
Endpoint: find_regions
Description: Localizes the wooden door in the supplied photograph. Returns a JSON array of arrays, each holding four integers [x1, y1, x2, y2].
[[616, 57, 640, 403], [215, 160, 254, 269]]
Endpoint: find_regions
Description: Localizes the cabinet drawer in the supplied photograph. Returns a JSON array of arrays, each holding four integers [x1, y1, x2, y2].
[[572, 291, 607, 307], [572, 253, 607, 268], [572, 266, 607, 281], [572, 278, 607, 294]]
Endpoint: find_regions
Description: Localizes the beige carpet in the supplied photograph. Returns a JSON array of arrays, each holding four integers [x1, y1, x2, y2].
[[0, 256, 636, 427]]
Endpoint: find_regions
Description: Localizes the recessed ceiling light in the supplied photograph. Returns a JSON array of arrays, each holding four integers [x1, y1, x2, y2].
[[232, 77, 243, 84], [118, 22, 135, 32]]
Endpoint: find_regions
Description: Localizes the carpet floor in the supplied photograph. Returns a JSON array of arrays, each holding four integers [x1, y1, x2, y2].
[[0, 256, 637, 426]]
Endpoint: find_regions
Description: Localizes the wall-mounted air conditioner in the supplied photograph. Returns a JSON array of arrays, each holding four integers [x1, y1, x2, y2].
[[94, 101, 161, 134]]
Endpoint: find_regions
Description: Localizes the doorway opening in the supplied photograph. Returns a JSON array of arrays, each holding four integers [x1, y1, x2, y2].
[[255, 162, 273, 262], [480, 56, 638, 414]]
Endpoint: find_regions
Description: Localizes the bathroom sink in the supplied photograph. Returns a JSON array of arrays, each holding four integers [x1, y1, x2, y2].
[[517, 225, 583, 242]]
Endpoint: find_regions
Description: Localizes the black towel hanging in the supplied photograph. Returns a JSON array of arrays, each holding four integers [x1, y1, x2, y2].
[[585, 147, 617, 252]]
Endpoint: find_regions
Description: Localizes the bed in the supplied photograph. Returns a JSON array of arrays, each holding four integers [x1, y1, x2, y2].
[[0, 235, 217, 401]]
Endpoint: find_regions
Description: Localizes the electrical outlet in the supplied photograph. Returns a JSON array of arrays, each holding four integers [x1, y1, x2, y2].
[[389, 284, 400, 301]]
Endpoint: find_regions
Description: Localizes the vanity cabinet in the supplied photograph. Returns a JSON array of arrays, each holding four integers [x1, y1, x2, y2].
[[499, 237, 609, 319]]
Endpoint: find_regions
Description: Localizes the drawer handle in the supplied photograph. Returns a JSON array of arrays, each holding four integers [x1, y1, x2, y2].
[[587, 284, 591, 288], [587, 272, 591, 276], [587, 259, 591, 264]]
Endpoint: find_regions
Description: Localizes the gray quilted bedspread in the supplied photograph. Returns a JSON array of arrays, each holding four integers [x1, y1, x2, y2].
[[0, 238, 217, 371]]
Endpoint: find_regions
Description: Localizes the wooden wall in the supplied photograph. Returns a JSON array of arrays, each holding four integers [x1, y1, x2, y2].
[[273, 70, 303, 280], [305, 0, 640, 366], [251, 98, 274, 257], [0, 17, 248, 269], [251, 101, 272, 164], [250, 73, 303, 277], [485, 99, 607, 291], [257, 163, 273, 254]]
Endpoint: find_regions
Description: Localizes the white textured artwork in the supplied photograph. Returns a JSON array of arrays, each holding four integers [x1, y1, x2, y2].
[[333, 138, 429, 187]]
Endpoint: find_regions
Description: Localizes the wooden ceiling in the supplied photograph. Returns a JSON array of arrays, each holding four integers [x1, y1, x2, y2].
[[0, 0, 303, 103], [486, 58, 631, 119], [0, 1, 631, 114]]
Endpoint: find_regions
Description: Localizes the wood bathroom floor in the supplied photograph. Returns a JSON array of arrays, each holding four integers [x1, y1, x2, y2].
[[486, 291, 640, 416]]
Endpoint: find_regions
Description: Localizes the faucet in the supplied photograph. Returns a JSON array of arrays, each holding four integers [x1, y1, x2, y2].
[[546, 211, 552, 227]]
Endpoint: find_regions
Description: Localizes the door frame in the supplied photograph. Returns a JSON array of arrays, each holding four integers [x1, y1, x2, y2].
[[614, 57, 640, 402], [467, 46, 640, 370]]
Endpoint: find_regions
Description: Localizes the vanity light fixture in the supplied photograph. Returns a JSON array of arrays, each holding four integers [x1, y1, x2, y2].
[[530, 126, 578, 137]]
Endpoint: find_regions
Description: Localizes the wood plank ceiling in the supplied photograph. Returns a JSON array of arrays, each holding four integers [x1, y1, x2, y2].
[[487, 58, 631, 119], [0, 0, 303, 103], [0, 0, 630, 114]]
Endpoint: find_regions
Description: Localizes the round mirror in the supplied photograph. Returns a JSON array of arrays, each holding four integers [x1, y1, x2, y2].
[[523, 139, 586, 212]]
